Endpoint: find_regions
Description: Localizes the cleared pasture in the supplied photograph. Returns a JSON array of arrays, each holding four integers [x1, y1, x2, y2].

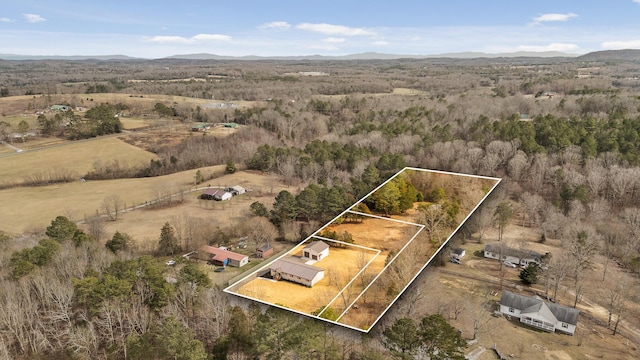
[[0, 165, 287, 236], [0, 136, 156, 185]]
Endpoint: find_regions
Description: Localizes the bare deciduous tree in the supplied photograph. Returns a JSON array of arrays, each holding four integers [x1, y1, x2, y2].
[[102, 195, 123, 221]]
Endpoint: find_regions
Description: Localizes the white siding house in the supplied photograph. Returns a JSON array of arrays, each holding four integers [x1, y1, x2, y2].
[[303, 241, 329, 261], [484, 244, 543, 267], [499, 291, 579, 336]]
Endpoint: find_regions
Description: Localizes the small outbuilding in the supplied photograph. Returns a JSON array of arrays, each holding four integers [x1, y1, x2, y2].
[[256, 243, 273, 258], [302, 240, 329, 261], [270, 257, 324, 287]]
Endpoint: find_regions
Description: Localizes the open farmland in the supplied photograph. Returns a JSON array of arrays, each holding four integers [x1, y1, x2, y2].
[[0, 163, 287, 235], [0, 136, 156, 186]]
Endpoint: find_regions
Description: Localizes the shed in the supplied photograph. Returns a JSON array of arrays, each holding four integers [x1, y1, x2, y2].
[[270, 257, 324, 287], [302, 241, 329, 261], [256, 243, 273, 258]]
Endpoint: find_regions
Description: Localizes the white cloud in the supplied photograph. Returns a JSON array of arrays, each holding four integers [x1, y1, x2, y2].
[[634, 0, 640, 3], [192, 33, 231, 41], [532, 13, 578, 24], [323, 37, 345, 43], [297, 23, 375, 36], [259, 21, 291, 30], [601, 39, 640, 49], [517, 43, 580, 52], [372, 41, 389, 46], [0, 17, 14, 22], [23, 13, 46, 23], [147, 33, 231, 44]]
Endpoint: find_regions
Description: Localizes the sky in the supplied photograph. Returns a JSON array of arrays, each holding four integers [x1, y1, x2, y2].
[[1, 0, 640, 58]]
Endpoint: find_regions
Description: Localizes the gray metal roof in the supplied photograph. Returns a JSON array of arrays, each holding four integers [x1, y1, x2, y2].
[[485, 244, 542, 260], [304, 240, 329, 253], [270, 257, 323, 281], [500, 291, 579, 325]]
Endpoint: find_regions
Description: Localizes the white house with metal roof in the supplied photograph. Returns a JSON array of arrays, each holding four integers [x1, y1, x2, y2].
[[270, 257, 325, 287], [499, 291, 579, 335]]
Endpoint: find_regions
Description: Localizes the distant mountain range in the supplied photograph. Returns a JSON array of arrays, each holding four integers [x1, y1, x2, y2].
[[161, 51, 580, 60], [0, 54, 138, 61], [0, 49, 637, 61], [576, 49, 640, 61]]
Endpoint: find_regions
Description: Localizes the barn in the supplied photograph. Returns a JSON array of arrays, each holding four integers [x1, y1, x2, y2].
[[302, 241, 329, 261], [199, 245, 248, 267], [200, 188, 232, 201], [270, 257, 325, 287]]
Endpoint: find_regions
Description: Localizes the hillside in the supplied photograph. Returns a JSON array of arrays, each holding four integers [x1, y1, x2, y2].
[[577, 49, 640, 62]]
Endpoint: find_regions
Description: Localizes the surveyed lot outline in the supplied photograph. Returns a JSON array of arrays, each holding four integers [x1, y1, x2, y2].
[[225, 167, 501, 332]]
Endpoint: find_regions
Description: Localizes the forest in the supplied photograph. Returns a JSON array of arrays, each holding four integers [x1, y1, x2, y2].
[[1, 52, 640, 359]]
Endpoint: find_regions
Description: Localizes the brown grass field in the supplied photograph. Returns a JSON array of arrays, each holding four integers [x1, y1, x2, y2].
[[233, 240, 379, 315], [0, 136, 156, 186], [0, 161, 288, 236], [229, 213, 423, 326]]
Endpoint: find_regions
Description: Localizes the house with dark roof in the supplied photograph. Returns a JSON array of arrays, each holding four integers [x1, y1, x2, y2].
[[499, 291, 579, 335], [270, 257, 324, 287], [303, 240, 329, 261], [199, 245, 248, 267], [484, 244, 543, 267]]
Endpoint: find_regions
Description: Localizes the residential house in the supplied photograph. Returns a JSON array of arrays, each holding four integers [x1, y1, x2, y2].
[[256, 243, 273, 258], [484, 244, 543, 267], [270, 257, 324, 287], [499, 291, 579, 335], [199, 245, 248, 267], [303, 241, 329, 261], [200, 188, 232, 201]]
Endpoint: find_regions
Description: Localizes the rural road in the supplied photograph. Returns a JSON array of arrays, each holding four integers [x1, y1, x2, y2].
[[0, 130, 136, 159]]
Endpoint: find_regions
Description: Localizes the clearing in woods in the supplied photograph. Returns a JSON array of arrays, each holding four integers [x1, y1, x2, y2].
[[226, 167, 501, 332]]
